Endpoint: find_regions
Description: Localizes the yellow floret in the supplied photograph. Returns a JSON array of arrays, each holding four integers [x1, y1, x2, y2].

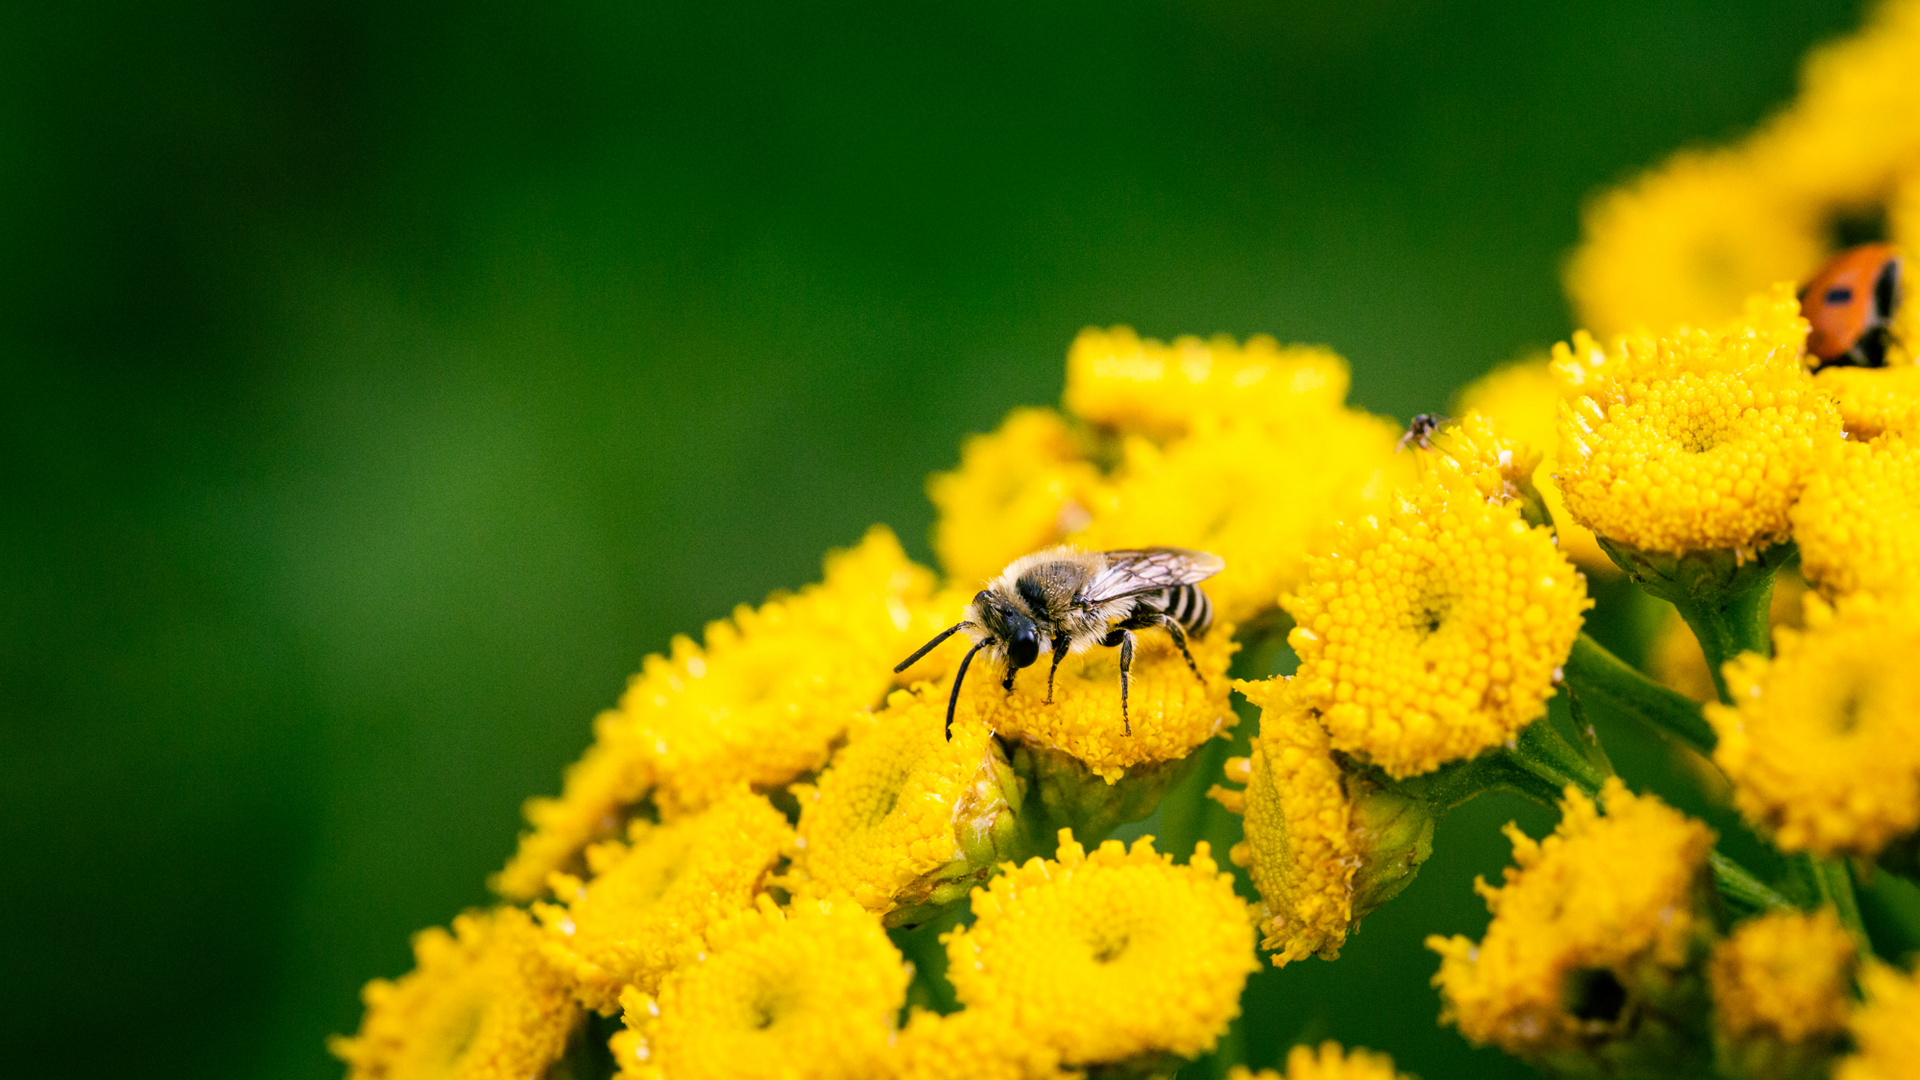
[[943, 832, 1257, 1068], [1555, 287, 1840, 556], [1792, 435, 1920, 600], [533, 788, 793, 1013], [1454, 358, 1615, 573], [1226, 1041, 1412, 1080], [1063, 326, 1353, 440], [928, 408, 1111, 585], [1564, 148, 1824, 339], [1836, 959, 1920, 1080], [786, 689, 1022, 924], [1710, 908, 1856, 1047], [613, 897, 909, 1080], [1427, 780, 1717, 1070], [1283, 471, 1591, 778], [1816, 366, 1920, 442], [329, 907, 582, 1080], [1707, 592, 1920, 858], [885, 1007, 1069, 1080]]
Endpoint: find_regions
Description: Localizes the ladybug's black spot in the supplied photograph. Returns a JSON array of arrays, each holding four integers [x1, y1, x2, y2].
[[1564, 967, 1629, 1023], [1825, 285, 1854, 305], [1873, 258, 1902, 321]]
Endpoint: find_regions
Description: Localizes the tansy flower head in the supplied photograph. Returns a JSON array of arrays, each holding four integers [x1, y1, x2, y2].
[[1709, 908, 1856, 1080], [329, 907, 582, 1080], [612, 897, 909, 1080], [1707, 592, 1920, 859], [1063, 326, 1353, 440], [1564, 148, 1825, 339], [786, 689, 1024, 926], [1836, 959, 1920, 1080], [943, 831, 1257, 1068], [928, 408, 1110, 585], [1454, 357, 1616, 574], [1816, 365, 1920, 443], [1227, 1041, 1413, 1080], [1283, 470, 1590, 778], [533, 787, 793, 1013], [1555, 286, 1841, 558], [1427, 780, 1718, 1076], [1791, 435, 1920, 601], [886, 1007, 1069, 1080]]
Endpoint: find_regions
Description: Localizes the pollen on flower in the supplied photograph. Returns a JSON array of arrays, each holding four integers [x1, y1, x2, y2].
[[1836, 959, 1920, 1080], [785, 689, 1021, 923], [1454, 358, 1615, 574], [532, 787, 792, 1013], [1218, 678, 1359, 965], [615, 896, 909, 1080], [943, 831, 1257, 1067], [963, 617, 1239, 783], [1791, 435, 1920, 601], [1063, 326, 1354, 440], [1707, 592, 1920, 858], [329, 907, 582, 1080], [1554, 286, 1841, 556], [1427, 780, 1717, 1067], [928, 408, 1111, 585], [1710, 908, 1856, 1048], [1226, 1041, 1413, 1080], [1282, 469, 1590, 778]]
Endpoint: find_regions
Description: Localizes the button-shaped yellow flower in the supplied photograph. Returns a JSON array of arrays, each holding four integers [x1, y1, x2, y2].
[[613, 897, 909, 1080], [533, 788, 792, 1013], [1427, 780, 1718, 1074], [885, 1007, 1070, 1080], [1709, 908, 1856, 1080], [1707, 592, 1920, 859], [1227, 1041, 1413, 1080], [1063, 326, 1354, 440], [787, 689, 1023, 926], [1815, 366, 1920, 443], [1555, 286, 1841, 557], [1836, 959, 1920, 1080], [943, 831, 1257, 1068], [928, 408, 1111, 585], [1791, 435, 1920, 602], [329, 907, 582, 1080], [1283, 471, 1590, 778]]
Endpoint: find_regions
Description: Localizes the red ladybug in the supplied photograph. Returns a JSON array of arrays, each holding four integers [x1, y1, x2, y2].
[[1799, 242, 1902, 369]]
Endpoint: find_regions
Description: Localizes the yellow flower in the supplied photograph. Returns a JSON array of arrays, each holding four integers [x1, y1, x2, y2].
[[1707, 592, 1920, 858], [1836, 959, 1920, 1080], [1283, 468, 1591, 778], [613, 897, 909, 1080], [1555, 287, 1840, 556], [1816, 366, 1920, 443], [1563, 148, 1824, 339], [330, 907, 582, 1080], [928, 408, 1111, 585], [1792, 435, 1920, 601], [886, 1008, 1069, 1080], [965, 612, 1240, 783], [786, 689, 1023, 925], [1454, 357, 1616, 574], [494, 528, 936, 899], [943, 831, 1257, 1067], [1427, 780, 1717, 1072], [533, 788, 793, 1013], [1063, 325, 1354, 440], [1710, 908, 1856, 1080], [1211, 680, 1432, 966], [1226, 1041, 1412, 1080]]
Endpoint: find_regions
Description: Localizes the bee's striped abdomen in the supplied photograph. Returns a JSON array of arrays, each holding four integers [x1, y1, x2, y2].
[[1158, 583, 1213, 637]]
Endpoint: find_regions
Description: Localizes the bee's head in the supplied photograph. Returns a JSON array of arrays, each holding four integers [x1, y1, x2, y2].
[[972, 588, 1042, 670]]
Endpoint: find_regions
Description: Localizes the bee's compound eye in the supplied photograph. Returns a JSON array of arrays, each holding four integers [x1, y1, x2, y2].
[[1008, 630, 1039, 668]]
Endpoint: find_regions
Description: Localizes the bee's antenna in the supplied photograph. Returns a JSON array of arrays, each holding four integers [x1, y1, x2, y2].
[[894, 622, 971, 673], [944, 638, 990, 741]]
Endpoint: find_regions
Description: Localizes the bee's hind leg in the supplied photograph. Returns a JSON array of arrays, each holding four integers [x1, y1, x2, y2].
[[1116, 629, 1135, 736], [1144, 613, 1203, 683]]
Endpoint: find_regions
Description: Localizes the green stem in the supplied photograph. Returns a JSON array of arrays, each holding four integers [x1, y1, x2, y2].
[[1668, 579, 1774, 705], [1800, 854, 1872, 956], [1709, 852, 1794, 915], [1504, 715, 1609, 799], [1563, 633, 1716, 755]]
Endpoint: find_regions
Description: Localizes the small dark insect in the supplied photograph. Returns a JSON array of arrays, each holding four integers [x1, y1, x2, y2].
[[1799, 243, 1903, 370], [1398, 413, 1446, 451], [894, 546, 1225, 739]]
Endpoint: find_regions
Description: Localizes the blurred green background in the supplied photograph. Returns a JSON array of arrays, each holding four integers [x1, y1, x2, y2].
[[0, 2, 1872, 1078]]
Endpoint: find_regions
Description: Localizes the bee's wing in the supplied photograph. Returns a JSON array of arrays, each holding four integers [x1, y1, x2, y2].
[[1079, 547, 1225, 604]]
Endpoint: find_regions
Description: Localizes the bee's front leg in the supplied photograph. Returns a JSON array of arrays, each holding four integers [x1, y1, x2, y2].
[[1045, 639, 1069, 703], [1002, 664, 1018, 694]]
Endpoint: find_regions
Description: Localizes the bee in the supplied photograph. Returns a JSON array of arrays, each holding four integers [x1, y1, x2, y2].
[[1799, 242, 1903, 370], [894, 546, 1225, 739], [1397, 413, 1445, 451]]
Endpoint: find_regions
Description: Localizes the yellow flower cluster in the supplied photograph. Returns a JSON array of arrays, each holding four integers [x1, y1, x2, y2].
[[1792, 435, 1920, 601], [1817, 365, 1920, 442], [1227, 1042, 1412, 1080], [928, 407, 1107, 585], [1708, 592, 1920, 858], [329, 907, 582, 1080], [1709, 908, 1856, 1049], [1281, 427, 1591, 777], [1428, 780, 1717, 1068], [1063, 326, 1354, 439], [1554, 287, 1840, 557], [1838, 960, 1920, 1080], [1566, 0, 1920, 344]]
